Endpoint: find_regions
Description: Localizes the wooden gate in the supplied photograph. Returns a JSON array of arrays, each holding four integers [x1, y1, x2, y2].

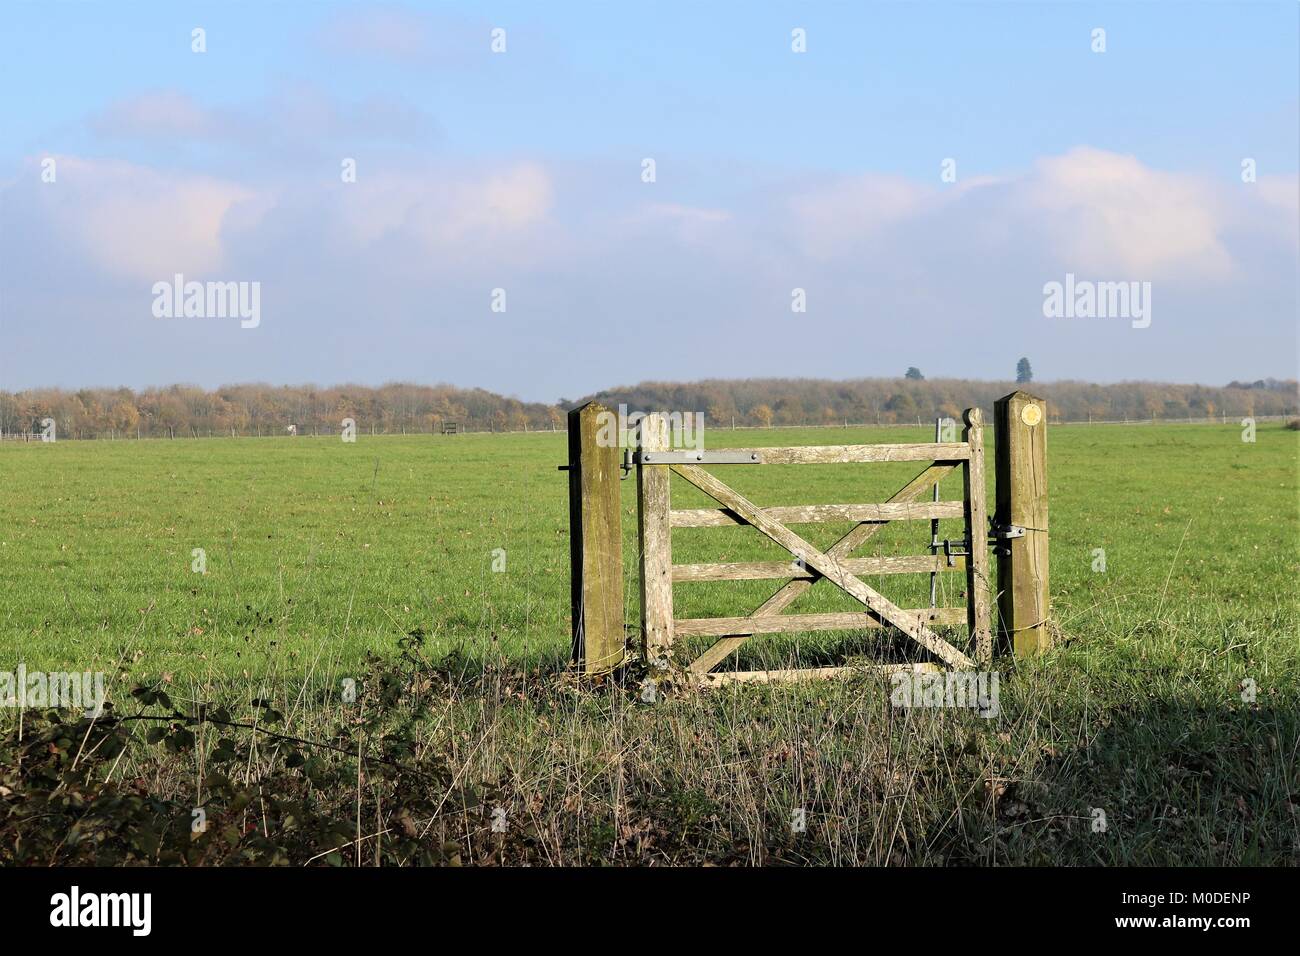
[[634, 408, 992, 685], [566, 392, 1050, 683]]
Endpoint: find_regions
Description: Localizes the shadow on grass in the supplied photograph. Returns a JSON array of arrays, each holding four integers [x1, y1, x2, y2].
[[997, 698, 1300, 866]]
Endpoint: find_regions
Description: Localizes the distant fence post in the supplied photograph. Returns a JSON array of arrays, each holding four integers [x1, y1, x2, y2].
[[994, 390, 1050, 656], [568, 402, 625, 675]]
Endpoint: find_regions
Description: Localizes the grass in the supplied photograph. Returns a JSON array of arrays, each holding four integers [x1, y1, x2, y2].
[[1, 422, 1297, 865]]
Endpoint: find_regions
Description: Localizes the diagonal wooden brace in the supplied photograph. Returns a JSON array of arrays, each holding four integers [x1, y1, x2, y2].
[[671, 464, 975, 669], [688, 462, 960, 674]]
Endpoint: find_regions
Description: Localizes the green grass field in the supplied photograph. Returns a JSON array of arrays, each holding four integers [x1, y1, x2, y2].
[[3, 422, 1295, 679], [2, 422, 1297, 865]]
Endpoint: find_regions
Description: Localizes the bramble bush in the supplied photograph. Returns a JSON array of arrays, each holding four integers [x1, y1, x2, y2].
[[0, 642, 502, 866]]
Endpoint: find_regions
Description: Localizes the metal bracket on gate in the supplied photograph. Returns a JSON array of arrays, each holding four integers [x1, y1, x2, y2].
[[988, 520, 1026, 556], [633, 449, 763, 465], [559, 448, 635, 479], [927, 523, 1024, 563], [940, 537, 970, 567], [564, 447, 740, 479]]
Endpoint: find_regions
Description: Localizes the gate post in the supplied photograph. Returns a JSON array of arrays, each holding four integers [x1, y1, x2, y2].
[[636, 413, 674, 662], [993, 391, 1050, 656], [568, 402, 624, 675], [962, 408, 993, 664]]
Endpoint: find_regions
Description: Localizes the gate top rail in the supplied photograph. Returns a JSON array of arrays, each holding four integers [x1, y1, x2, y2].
[[634, 442, 970, 465]]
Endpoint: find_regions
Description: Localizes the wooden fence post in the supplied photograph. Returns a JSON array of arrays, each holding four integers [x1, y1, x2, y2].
[[962, 407, 993, 664], [568, 402, 624, 675], [637, 413, 675, 662], [993, 390, 1050, 656]]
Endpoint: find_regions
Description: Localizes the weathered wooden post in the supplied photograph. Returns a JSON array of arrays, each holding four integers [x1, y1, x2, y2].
[[636, 413, 674, 662], [993, 390, 1050, 656], [567, 402, 624, 675], [962, 408, 993, 664]]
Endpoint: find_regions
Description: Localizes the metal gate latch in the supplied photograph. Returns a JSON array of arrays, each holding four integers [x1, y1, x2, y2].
[[941, 537, 970, 567]]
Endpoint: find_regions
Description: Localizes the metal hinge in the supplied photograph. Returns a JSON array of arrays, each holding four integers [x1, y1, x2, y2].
[[633, 449, 763, 465], [988, 520, 1026, 556], [557, 448, 760, 477], [557, 449, 636, 479]]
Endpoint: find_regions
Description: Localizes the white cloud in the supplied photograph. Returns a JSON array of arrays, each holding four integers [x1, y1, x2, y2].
[[780, 148, 1242, 281], [618, 202, 733, 247], [329, 161, 554, 256], [788, 173, 930, 259], [3, 145, 1292, 393], [477, 163, 554, 228], [28, 156, 258, 282], [12, 148, 1284, 290], [1252, 174, 1300, 246], [1020, 147, 1233, 279]]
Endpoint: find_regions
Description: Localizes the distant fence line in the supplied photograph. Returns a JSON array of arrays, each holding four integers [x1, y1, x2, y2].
[[0, 421, 534, 440], [0, 421, 558, 441], [1, 413, 1294, 443]]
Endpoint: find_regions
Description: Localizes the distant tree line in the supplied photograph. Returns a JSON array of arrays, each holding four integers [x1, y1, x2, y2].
[[1, 377, 1294, 440], [580, 376, 1298, 428], [0, 384, 564, 440]]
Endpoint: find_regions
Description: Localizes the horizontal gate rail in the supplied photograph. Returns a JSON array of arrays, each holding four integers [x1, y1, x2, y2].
[[699, 661, 942, 687], [673, 553, 966, 582], [674, 443, 970, 464], [675, 607, 967, 637], [671, 500, 963, 528]]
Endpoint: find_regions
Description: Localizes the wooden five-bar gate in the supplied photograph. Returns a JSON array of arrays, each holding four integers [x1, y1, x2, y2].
[[566, 391, 1049, 684]]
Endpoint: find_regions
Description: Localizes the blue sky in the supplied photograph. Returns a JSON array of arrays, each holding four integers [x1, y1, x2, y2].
[[2, 0, 1296, 401]]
